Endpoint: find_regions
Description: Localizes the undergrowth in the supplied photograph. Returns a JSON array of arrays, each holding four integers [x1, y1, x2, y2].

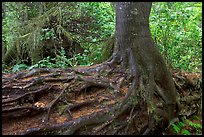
[[2, 47, 93, 73], [170, 113, 202, 135]]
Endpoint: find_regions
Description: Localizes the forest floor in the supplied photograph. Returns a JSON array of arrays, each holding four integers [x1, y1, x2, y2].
[[2, 69, 202, 135], [163, 111, 202, 135], [163, 69, 202, 135]]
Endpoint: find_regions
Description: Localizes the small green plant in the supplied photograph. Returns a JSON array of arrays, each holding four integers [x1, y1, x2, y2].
[[12, 63, 29, 72], [37, 56, 54, 68], [54, 48, 71, 68], [2, 46, 94, 73], [2, 64, 10, 73], [40, 28, 56, 41], [187, 120, 202, 131], [181, 129, 191, 135], [25, 47, 93, 70], [172, 121, 185, 134], [192, 115, 199, 120], [171, 115, 202, 135]]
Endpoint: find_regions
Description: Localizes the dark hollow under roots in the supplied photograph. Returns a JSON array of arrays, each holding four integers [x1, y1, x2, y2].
[[2, 55, 202, 135]]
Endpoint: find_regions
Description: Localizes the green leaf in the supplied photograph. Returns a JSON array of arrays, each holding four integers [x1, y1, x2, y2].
[[12, 64, 29, 72], [192, 115, 199, 120], [181, 129, 191, 135], [172, 124, 181, 133]]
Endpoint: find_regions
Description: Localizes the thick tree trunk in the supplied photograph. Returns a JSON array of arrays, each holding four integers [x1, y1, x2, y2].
[[2, 2, 201, 135], [109, 2, 179, 133]]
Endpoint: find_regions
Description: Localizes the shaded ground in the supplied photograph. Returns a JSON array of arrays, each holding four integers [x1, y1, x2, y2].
[[2, 69, 202, 135], [163, 69, 202, 135], [163, 111, 202, 135]]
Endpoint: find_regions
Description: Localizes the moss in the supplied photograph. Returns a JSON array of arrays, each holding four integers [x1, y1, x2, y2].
[[99, 35, 115, 63]]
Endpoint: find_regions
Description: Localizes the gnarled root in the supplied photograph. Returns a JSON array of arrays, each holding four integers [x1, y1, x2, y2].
[[2, 56, 201, 135]]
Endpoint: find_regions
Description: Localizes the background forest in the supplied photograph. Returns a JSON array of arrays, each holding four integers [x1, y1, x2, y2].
[[2, 2, 202, 73]]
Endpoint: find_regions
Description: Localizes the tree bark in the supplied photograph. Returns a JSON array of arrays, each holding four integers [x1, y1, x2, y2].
[[110, 2, 179, 133], [2, 2, 201, 135]]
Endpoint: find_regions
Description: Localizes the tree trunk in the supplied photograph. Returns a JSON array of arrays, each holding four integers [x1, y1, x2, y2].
[[109, 2, 179, 133], [2, 2, 201, 135]]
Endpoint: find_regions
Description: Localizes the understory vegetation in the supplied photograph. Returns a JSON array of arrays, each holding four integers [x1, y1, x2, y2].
[[170, 114, 202, 135], [150, 2, 202, 72], [2, 2, 202, 73], [2, 2, 202, 135]]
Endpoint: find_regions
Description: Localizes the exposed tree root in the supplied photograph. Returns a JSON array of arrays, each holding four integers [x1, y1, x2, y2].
[[2, 59, 202, 135], [20, 101, 131, 135]]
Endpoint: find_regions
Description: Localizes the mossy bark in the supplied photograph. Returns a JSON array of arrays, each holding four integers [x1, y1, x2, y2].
[[99, 35, 115, 63], [3, 43, 18, 65], [30, 45, 44, 65]]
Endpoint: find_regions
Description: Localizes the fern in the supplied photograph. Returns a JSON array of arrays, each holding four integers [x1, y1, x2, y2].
[[172, 121, 185, 134], [188, 121, 202, 129], [172, 123, 181, 133], [181, 129, 191, 135]]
